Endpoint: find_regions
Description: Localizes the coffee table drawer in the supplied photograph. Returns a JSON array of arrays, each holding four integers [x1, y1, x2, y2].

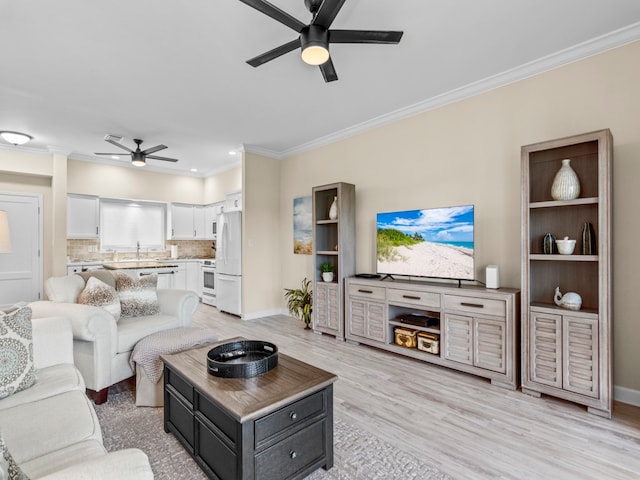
[[198, 392, 237, 445], [255, 390, 325, 446], [196, 417, 237, 480], [166, 367, 194, 405], [166, 390, 194, 450], [255, 420, 325, 480]]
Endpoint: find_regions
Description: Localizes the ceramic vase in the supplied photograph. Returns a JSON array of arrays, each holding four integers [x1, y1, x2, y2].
[[582, 222, 597, 255], [543, 233, 556, 254], [328, 196, 338, 220], [322, 272, 334, 282], [551, 159, 580, 200]]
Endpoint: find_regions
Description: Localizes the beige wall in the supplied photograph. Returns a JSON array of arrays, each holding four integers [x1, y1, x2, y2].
[[276, 40, 640, 392], [242, 152, 282, 317], [68, 160, 205, 203], [204, 166, 242, 204]]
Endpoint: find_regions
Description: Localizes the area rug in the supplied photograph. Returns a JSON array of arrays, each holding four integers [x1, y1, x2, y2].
[[95, 390, 452, 480]]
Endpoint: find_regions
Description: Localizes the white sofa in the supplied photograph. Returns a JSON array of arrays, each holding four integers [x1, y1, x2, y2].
[[29, 271, 199, 403], [0, 315, 154, 479]]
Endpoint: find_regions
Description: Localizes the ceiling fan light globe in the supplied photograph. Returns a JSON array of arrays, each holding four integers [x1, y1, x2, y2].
[[132, 159, 146, 167], [301, 45, 330, 65], [132, 152, 146, 167]]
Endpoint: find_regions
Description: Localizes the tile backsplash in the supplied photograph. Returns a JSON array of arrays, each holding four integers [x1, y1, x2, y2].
[[68, 239, 215, 262]]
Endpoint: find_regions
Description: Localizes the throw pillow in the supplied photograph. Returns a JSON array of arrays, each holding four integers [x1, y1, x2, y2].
[[0, 304, 36, 399], [77, 276, 121, 321], [0, 428, 29, 480], [115, 272, 160, 318]]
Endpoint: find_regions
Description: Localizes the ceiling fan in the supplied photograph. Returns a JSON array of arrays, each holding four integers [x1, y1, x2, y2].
[[95, 135, 178, 167], [238, 0, 403, 82]]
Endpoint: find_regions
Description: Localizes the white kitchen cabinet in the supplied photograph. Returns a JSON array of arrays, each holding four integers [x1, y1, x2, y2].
[[185, 261, 200, 295], [204, 203, 221, 240], [172, 262, 187, 290], [170, 204, 208, 240], [67, 194, 99, 238], [224, 191, 242, 212]]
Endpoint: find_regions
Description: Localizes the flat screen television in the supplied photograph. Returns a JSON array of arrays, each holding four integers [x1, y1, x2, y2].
[[376, 205, 475, 281]]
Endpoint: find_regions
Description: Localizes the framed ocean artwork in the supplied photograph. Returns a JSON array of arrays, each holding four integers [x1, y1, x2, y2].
[[293, 196, 312, 254]]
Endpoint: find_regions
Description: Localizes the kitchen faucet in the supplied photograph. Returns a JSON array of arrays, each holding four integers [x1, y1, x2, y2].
[[136, 241, 140, 262]]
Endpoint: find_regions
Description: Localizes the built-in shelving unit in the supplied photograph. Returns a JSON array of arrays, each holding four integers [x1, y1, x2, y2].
[[521, 129, 613, 418], [312, 182, 355, 340]]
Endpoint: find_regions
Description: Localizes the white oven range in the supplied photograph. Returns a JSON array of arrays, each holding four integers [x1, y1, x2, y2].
[[200, 259, 216, 307]]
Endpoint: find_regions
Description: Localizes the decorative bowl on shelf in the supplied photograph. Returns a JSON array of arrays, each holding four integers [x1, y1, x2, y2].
[[555, 237, 576, 255]]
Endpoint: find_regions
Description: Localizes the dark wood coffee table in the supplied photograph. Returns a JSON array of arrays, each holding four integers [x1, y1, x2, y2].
[[161, 337, 337, 480]]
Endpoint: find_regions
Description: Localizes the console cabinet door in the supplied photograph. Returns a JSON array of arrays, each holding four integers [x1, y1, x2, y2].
[[348, 298, 386, 343], [529, 310, 562, 388], [444, 314, 473, 365], [563, 316, 599, 397], [474, 318, 506, 373]]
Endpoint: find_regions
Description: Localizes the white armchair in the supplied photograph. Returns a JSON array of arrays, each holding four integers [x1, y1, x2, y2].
[[29, 272, 199, 404]]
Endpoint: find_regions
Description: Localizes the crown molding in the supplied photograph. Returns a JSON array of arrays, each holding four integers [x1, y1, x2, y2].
[[243, 144, 283, 160], [280, 22, 640, 158]]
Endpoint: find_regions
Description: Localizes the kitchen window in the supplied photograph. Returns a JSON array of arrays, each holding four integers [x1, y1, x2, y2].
[[100, 199, 166, 251]]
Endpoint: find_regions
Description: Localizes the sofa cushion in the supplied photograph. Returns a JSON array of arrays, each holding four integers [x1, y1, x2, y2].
[[0, 390, 102, 465], [20, 439, 105, 479], [117, 314, 179, 354], [78, 277, 121, 322], [0, 428, 29, 480], [43, 275, 85, 303], [0, 304, 36, 399], [115, 273, 160, 318], [0, 364, 84, 411]]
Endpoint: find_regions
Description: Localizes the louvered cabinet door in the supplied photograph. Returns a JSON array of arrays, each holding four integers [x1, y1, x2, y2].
[[563, 316, 599, 397], [474, 318, 506, 373], [326, 284, 339, 330], [315, 283, 330, 329], [444, 314, 473, 365], [348, 298, 366, 337], [529, 310, 563, 388], [366, 302, 386, 343]]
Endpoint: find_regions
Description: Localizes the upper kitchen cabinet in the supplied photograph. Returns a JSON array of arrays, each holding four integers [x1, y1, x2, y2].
[[169, 203, 207, 240], [224, 191, 242, 212], [67, 194, 99, 238]]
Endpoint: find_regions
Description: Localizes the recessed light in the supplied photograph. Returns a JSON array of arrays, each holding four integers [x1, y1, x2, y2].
[[190, 168, 198, 172], [111, 155, 120, 160], [229, 151, 237, 156]]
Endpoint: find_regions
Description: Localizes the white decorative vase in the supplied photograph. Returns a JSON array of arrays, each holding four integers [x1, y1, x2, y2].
[[322, 272, 334, 282], [551, 159, 580, 200], [328, 196, 338, 220]]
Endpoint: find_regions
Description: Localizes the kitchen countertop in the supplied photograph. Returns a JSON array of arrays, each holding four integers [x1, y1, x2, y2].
[[102, 261, 178, 270], [68, 257, 214, 266]]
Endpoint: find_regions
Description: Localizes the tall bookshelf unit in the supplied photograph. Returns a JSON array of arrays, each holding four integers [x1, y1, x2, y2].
[[521, 129, 612, 418], [312, 182, 356, 340]]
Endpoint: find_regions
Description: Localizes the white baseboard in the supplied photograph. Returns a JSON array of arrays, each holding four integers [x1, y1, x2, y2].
[[241, 308, 288, 321], [614, 385, 640, 407]]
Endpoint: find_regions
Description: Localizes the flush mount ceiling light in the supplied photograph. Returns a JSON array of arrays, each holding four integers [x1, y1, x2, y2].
[[0, 131, 33, 146]]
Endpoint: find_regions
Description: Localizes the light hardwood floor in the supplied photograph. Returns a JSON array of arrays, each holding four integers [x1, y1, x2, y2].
[[193, 304, 640, 480]]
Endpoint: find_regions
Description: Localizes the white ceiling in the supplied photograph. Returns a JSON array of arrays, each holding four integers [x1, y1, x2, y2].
[[2, 0, 640, 177]]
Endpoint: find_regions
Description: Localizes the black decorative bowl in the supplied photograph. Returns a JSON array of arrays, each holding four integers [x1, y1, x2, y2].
[[207, 340, 278, 378]]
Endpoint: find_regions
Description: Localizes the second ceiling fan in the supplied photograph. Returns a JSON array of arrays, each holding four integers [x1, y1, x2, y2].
[[238, 0, 403, 82]]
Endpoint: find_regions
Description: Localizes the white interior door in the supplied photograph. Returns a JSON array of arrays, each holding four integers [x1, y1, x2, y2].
[[0, 193, 42, 308]]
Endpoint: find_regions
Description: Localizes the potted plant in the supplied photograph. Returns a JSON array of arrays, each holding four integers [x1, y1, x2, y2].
[[284, 278, 313, 330], [320, 262, 334, 282]]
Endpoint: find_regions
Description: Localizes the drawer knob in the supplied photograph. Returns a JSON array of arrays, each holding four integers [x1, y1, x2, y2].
[[289, 450, 297, 459], [289, 411, 297, 420]]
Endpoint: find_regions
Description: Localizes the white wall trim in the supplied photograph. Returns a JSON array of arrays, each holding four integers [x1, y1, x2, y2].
[[280, 22, 640, 158], [614, 385, 640, 407]]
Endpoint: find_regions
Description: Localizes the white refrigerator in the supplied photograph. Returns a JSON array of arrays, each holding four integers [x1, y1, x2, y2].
[[216, 210, 242, 316]]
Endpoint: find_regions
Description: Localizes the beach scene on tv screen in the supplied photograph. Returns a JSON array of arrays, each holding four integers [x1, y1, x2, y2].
[[376, 205, 474, 280]]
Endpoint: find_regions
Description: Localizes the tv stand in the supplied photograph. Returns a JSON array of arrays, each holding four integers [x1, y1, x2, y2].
[[345, 277, 520, 389]]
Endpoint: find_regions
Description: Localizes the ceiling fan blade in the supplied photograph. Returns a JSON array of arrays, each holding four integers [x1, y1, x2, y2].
[[319, 57, 338, 83], [330, 29, 404, 44], [141, 144, 167, 155], [312, 0, 346, 29], [238, 0, 306, 32], [247, 38, 300, 67], [146, 155, 179, 162], [105, 138, 134, 152]]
